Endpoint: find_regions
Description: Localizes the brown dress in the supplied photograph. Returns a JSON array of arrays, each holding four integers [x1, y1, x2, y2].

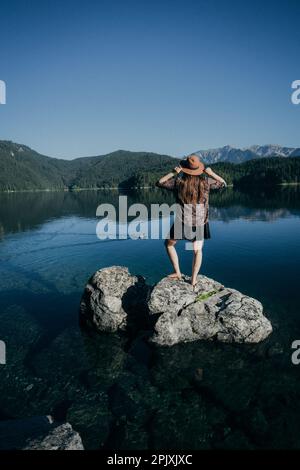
[[156, 175, 224, 241]]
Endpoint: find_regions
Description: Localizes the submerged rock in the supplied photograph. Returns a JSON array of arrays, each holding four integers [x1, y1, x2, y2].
[[0, 415, 84, 450], [80, 267, 272, 346]]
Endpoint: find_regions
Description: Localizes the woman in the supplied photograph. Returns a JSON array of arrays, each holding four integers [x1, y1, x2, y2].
[[156, 154, 226, 288]]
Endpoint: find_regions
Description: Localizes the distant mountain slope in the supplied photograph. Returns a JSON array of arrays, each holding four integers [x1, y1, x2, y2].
[[290, 148, 300, 157], [0, 141, 177, 190], [0, 141, 299, 191], [248, 145, 294, 157], [194, 145, 257, 164], [194, 144, 299, 164], [210, 157, 300, 186], [0, 141, 69, 190], [71, 150, 177, 189]]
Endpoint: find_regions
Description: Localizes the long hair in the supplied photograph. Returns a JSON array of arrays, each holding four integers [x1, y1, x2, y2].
[[177, 174, 206, 205]]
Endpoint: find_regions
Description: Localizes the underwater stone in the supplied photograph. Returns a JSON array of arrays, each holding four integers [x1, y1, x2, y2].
[[0, 415, 84, 450]]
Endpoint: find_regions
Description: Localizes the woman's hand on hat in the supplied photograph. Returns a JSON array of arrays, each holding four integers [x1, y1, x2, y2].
[[173, 165, 182, 174], [204, 167, 213, 176], [204, 167, 227, 186]]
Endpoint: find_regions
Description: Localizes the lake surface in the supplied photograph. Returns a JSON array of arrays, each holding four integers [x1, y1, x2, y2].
[[0, 187, 300, 449]]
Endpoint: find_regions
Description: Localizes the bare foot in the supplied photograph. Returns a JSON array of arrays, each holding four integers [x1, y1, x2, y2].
[[191, 279, 197, 290], [168, 273, 182, 281]]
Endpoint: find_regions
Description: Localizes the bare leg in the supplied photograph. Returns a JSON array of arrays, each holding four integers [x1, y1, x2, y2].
[[164, 239, 181, 279], [191, 240, 204, 287]]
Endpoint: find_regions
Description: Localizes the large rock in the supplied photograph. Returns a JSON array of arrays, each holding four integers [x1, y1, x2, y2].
[[0, 415, 84, 450], [148, 275, 273, 346], [80, 267, 272, 346], [80, 266, 148, 332]]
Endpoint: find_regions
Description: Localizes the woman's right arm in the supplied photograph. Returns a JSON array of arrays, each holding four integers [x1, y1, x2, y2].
[[158, 172, 176, 185], [156, 166, 182, 189]]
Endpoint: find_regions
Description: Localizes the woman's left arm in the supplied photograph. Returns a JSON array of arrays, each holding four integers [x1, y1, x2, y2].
[[204, 167, 227, 187]]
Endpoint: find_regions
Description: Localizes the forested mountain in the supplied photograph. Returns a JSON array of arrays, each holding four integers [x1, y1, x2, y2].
[[0, 141, 69, 190], [0, 141, 176, 190], [211, 157, 300, 186], [0, 140, 299, 191], [71, 150, 177, 189]]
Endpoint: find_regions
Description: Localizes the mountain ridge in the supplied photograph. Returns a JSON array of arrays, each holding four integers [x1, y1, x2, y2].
[[2, 140, 300, 164], [193, 144, 300, 164], [0, 140, 299, 191]]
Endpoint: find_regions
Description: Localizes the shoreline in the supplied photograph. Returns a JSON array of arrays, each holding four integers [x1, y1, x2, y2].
[[1, 182, 300, 193]]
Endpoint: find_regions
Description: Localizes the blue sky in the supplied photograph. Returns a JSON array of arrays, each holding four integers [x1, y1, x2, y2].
[[0, 0, 299, 158]]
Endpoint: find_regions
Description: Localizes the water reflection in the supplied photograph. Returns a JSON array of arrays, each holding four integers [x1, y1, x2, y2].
[[0, 186, 299, 238]]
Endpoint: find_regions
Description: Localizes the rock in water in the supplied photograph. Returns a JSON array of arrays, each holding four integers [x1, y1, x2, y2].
[[0, 416, 84, 450], [80, 267, 272, 346], [80, 266, 148, 332], [148, 275, 272, 346]]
